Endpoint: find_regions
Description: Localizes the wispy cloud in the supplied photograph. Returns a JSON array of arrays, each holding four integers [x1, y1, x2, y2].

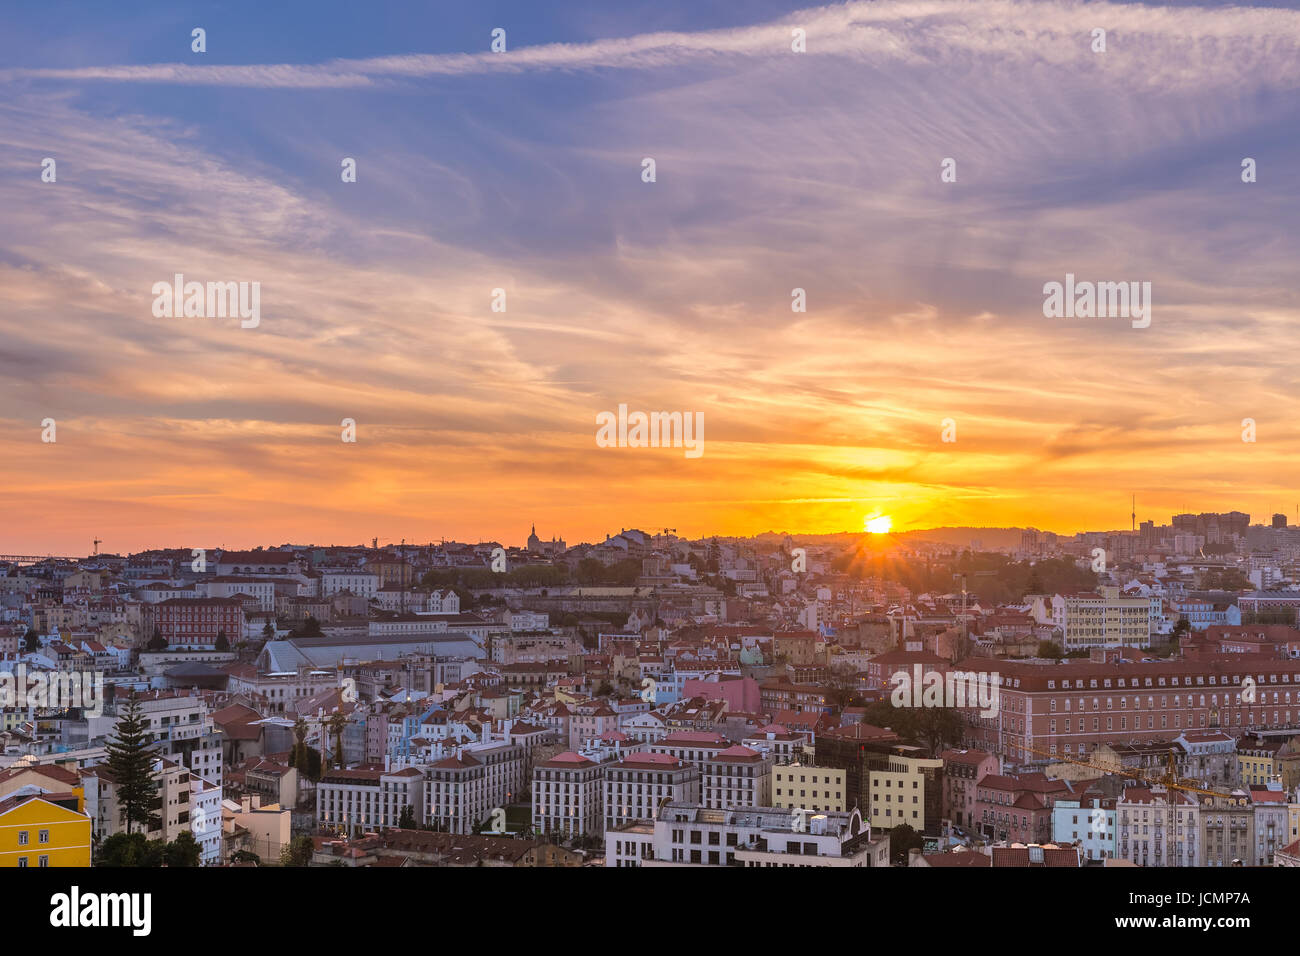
[[2, 0, 1298, 550]]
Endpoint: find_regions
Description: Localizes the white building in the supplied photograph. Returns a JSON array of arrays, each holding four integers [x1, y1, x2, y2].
[[316, 766, 425, 836], [320, 570, 380, 599], [533, 751, 608, 838], [189, 773, 223, 865], [1117, 787, 1199, 867], [603, 753, 699, 831], [1046, 587, 1153, 651], [1052, 796, 1115, 862], [702, 745, 773, 810], [424, 742, 525, 834], [606, 803, 888, 867]]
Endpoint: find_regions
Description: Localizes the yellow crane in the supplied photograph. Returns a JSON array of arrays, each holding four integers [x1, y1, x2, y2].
[[1017, 740, 1236, 802]]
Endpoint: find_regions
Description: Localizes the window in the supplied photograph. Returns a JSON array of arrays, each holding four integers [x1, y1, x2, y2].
[[38, 830, 49, 844], [17, 831, 28, 846]]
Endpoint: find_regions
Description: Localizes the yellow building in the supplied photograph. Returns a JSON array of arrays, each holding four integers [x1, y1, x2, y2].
[[0, 794, 92, 867], [867, 751, 944, 832], [1238, 738, 1282, 788], [772, 764, 846, 814]]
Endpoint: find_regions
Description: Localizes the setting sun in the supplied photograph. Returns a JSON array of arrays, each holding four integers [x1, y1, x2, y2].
[[864, 514, 893, 534]]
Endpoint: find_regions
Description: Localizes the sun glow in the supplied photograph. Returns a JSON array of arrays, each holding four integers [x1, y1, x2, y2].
[[864, 514, 892, 534]]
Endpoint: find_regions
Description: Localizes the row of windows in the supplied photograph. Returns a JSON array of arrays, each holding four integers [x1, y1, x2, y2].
[[1046, 673, 1293, 690]]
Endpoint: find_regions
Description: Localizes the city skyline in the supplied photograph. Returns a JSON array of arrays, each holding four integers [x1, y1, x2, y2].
[[4, 0, 1300, 554]]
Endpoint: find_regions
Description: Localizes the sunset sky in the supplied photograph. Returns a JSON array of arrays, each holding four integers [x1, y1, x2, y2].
[[3, 0, 1300, 555]]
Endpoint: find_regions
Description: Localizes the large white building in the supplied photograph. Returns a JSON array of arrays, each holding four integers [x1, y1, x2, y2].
[[425, 742, 525, 834], [1116, 786, 1199, 867], [1045, 587, 1155, 651], [320, 570, 380, 599], [125, 692, 224, 790], [606, 803, 889, 868], [603, 753, 699, 831], [702, 745, 772, 810], [533, 751, 608, 838], [316, 766, 425, 836]]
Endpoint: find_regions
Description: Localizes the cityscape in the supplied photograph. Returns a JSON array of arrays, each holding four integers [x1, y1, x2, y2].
[[3, 510, 1300, 876]]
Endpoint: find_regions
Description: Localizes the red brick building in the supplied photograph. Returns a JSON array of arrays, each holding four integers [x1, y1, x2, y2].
[[148, 597, 244, 649], [958, 655, 1300, 764]]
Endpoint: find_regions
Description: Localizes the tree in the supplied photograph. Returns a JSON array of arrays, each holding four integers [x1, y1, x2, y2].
[[279, 835, 315, 867], [398, 805, 418, 830], [22, 627, 39, 653], [230, 850, 261, 865], [105, 695, 157, 834], [214, 630, 229, 652], [1171, 618, 1192, 642], [1036, 639, 1064, 660], [262, 621, 276, 641], [97, 832, 165, 867], [889, 823, 926, 865], [146, 631, 167, 651], [164, 831, 202, 867], [326, 711, 349, 768], [296, 615, 323, 638]]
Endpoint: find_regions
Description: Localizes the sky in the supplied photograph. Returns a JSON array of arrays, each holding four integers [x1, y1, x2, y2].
[[2, 0, 1300, 554]]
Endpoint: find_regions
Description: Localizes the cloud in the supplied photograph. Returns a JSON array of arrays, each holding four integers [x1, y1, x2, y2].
[[2, 1, 1299, 550], [5, 1, 1300, 91]]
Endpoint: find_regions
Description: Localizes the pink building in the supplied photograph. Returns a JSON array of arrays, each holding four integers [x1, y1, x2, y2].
[[681, 675, 760, 714]]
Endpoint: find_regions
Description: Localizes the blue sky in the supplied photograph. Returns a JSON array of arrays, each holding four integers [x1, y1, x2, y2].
[[2, 0, 1300, 552]]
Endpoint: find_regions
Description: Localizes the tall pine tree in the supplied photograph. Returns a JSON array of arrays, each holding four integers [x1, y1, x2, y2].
[[105, 695, 157, 835]]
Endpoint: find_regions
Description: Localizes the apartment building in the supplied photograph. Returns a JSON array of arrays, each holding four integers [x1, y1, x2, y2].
[[616, 803, 889, 868], [532, 751, 607, 838], [974, 772, 1072, 844], [145, 597, 244, 649], [424, 742, 524, 834], [701, 745, 772, 810], [81, 757, 194, 846], [868, 751, 943, 833], [771, 764, 846, 814], [960, 656, 1300, 764], [1198, 794, 1254, 867], [316, 766, 424, 836], [1048, 587, 1154, 651], [126, 692, 224, 789], [939, 749, 1000, 830], [0, 794, 91, 867], [1052, 794, 1116, 861], [1117, 787, 1199, 867], [320, 570, 380, 599], [603, 753, 699, 830]]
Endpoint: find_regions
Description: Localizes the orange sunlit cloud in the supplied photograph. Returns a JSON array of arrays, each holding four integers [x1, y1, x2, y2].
[[3, 1, 1300, 553]]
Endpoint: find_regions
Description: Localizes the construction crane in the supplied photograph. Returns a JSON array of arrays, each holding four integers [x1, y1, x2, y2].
[[1017, 740, 1237, 803], [92, 538, 101, 556]]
